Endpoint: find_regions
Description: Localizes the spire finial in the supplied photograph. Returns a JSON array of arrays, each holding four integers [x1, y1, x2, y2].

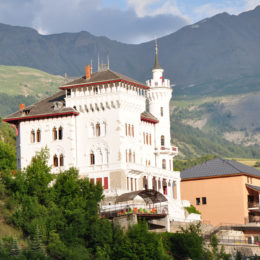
[[152, 39, 162, 70], [107, 55, 110, 69], [98, 54, 100, 72]]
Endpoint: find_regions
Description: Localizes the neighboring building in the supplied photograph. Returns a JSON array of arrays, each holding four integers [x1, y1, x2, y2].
[[181, 158, 260, 226], [4, 42, 192, 222]]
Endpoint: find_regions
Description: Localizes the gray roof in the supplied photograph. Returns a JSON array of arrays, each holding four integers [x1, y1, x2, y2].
[[62, 69, 147, 89], [116, 189, 167, 204], [181, 158, 260, 180], [246, 184, 260, 192], [4, 91, 77, 122]]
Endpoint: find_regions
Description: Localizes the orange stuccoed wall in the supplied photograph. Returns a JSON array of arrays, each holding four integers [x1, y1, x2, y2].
[[181, 175, 260, 226]]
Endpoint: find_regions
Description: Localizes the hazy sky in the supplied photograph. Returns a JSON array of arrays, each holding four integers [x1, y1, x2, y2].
[[0, 0, 259, 43]]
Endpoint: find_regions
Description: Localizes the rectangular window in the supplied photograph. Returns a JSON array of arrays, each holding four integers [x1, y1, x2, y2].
[[196, 197, 200, 205], [96, 178, 102, 185], [104, 177, 108, 190], [202, 197, 207, 205]]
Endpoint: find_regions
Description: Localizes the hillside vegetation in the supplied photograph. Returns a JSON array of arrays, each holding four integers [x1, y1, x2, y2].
[[0, 66, 64, 117], [171, 93, 260, 159], [0, 148, 231, 259]]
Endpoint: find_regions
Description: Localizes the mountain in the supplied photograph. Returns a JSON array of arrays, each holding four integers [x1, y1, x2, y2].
[[0, 7, 259, 96]]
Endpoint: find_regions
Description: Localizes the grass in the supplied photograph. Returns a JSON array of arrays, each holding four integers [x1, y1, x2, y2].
[[0, 65, 64, 99], [0, 199, 28, 247], [228, 158, 260, 169]]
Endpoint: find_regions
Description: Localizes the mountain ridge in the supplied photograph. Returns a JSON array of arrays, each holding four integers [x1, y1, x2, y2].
[[0, 7, 259, 96]]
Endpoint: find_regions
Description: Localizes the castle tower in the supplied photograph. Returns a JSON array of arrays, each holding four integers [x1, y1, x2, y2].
[[146, 40, 175, 169]]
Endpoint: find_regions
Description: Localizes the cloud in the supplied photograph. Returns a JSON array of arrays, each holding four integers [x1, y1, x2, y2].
[[192, 0, 260, 22], [244, 0, 260, 10], [0, 0, 189, 43]]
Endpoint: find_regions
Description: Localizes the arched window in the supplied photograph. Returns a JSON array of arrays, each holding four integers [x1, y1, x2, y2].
[[90, 123, 95, 137], [129, 150, 132, 163], [132, 125, 134, 137], [149, 134, 151, 145], [36, 129, 41, 142], [162, 159, 166, 169], [53, 155, 58, 167], [58, 127, 63, 140], [96, 123, 100, 136], [30, 130, 35, 143], [60, 154, 64, 166], [102, 122, 106, 136], [161, 135, 165, 146], [128, 124, 131, 136], [133, 152, 135, 163], [125, 123, 128, 136], [146, 133, 148, 144], [53, 127, 57, 141], [90, 152, 95, 165]]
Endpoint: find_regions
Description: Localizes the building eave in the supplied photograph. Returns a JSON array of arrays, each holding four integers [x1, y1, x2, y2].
[[181, 173, 260, 182], [60, 79, 150, 90], [3, 111, 79, 124], [141, 116, 159, 124]]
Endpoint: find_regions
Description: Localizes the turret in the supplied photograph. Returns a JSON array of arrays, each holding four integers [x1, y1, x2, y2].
[[146, 40, 177, 169]]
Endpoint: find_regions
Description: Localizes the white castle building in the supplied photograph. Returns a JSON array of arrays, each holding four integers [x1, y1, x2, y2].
[[4, 43, 198, 222]]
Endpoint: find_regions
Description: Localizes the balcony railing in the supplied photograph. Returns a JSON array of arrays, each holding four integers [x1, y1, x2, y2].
[[248, 201, 260, 209], [249, 215, 260, 223]]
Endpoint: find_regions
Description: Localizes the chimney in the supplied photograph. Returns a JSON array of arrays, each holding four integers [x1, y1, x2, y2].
[[85, 65, 91, 79], [19, 103, 25, 111]]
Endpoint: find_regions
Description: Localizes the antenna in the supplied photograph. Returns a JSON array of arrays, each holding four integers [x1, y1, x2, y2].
[[98, 54, 100, 72], [107, 55, 110, 69]]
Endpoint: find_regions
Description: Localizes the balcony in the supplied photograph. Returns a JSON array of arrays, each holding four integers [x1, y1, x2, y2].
[[154, 145, 178, 156], [248, 201, 260, 210], [249, 215, 260, 223]]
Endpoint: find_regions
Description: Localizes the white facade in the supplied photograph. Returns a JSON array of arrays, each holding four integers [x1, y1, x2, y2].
[[8, 45, 194, 222]]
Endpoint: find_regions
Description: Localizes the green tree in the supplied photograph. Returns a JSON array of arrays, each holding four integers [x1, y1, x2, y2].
[[0, 141, 16, 172]]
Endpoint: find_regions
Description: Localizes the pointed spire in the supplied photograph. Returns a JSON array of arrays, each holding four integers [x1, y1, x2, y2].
[[152, 39, 162, 70]]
